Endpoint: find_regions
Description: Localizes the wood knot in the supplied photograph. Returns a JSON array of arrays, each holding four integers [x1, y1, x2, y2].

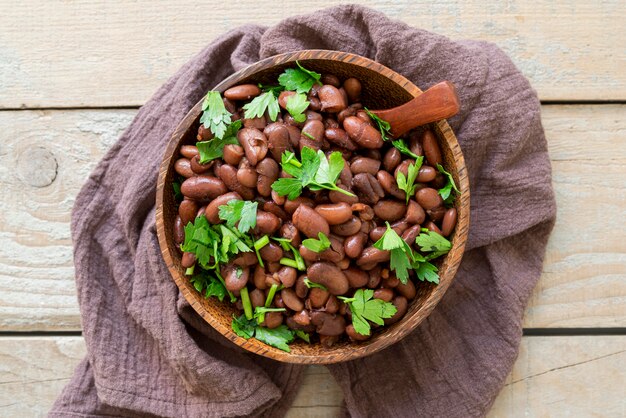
[[16, 146, 58, 187]]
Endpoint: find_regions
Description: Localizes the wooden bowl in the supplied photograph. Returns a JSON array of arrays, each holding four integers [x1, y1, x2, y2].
[[156, 50, 470, 364]]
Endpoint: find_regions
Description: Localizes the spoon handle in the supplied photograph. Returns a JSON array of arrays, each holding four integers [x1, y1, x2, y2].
[[370, 81, 460, 138]]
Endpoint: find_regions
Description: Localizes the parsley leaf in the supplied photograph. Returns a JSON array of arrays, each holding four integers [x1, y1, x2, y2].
[[373, 222, 415, 284], [396, 157, 424, 204], [189, 273, 227, 302], [436, 163, 459, 203], [196, 119, 242, 164], [258, 83, 284, 96], [242, 92, 280, 121], [278, 61, 321, 94], [413, 261, 440, 284], [272, 147, 355, 199], [295, 330, 311, 343], [391, 139, 420, 159], [199, 91, 232, 139], [340, 289, 397, 336], [285, 93, 310, 123], [218, 200, 258, 234], [302, 232, 331, 253], [232, 314, 296, 352], [415, 229, 452, 260], [364, 107, 392, 141]]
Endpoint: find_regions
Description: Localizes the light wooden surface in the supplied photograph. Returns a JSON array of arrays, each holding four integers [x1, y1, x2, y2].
[[1, 336, 624, 417], [0, 1, 625, 417], [0, 0, 625, 107]]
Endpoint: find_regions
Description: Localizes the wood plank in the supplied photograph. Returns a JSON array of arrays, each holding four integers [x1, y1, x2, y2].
[[0, 105, 624, 330], [1, 0, 624, 108], [0, 336, 623, 417]]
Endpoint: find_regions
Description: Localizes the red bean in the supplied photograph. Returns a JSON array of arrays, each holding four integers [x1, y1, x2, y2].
[[441, 207, 458, 236], [223, 144, 244, 166], [405, 200, 426, 224], [384, 296, 408, 325], [415, 188, 444, 210], [343, 116, 383, 149], [224, 84, 261, 101], [174, 158, 194, 178], [330, 216, 362, 236], [373, 200, 407, 222], [343, 267, 369, 288], [281, 288, 304, 311], [417, 165, 437, 182], [180, 176, 228, 201], [180, 145, 199, 159], [318, 85, 347, 113], [253, 211, 281, 235], [174, 216, 185, 244], [178, 199, 199, 226], [314, 202, 353, 225], [292, 205, 330, 238], [307, 262, 349, 295], [237, 128, 268, 166], [422, 130, 442, 167], [350, 157, 381, 175], [383, 147, 402, 171], [204, 192, 242, 224], [343, 78, 361, 103], [181, 252, 196, 268], [344, 233, 367, 258]]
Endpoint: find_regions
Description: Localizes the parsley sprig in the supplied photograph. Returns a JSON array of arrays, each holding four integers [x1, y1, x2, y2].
[[339, 289, 397, 336], [218, 200, 258, 234], [199, 91, 232, 139], [396, 157, 424, 204], [197, 119, 242, 163], [278, 61, 321, 94], [285, 93, 310, 122], [232, 307, 310, 352], [271, 147, 355, 200], [364, 108, 422, 159], [302, 232, 331, 253], [189, 272, 227, 302], [436, 163, 459, 204], [373, 223, 415, 284], [415, 229, 452, 260], [242, 92, 280, 121]]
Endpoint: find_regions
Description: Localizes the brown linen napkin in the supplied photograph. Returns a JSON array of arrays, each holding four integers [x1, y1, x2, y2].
[[50, 5, 556, 418]]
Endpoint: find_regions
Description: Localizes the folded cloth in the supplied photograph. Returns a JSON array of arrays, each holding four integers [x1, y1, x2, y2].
[[50, 5, 556, 418]]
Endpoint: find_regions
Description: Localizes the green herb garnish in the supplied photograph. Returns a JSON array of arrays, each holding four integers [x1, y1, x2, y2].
[[338, 289, 397, 336], [199, 91, 232, 139], [242, 92, 280, 121], [278, 61, 321, 94], [232, 314, 296, 352], [302, 232, 331, 253], [396, 157, 424, 204], [436, 163, 459, 204], [373, 222, 415, 284], [285, 93, 310, 123], [196, 119, 242, 163], [391, 139, 420, 159], [218, 200, 258, 234], [303, 278, 327, 290], [415, 229, 452, 260]]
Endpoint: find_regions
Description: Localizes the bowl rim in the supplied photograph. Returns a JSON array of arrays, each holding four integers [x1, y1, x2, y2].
[[155, 49, 470, 363]]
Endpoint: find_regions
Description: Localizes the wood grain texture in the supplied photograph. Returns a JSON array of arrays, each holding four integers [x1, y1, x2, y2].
[[156, 50, 470, 363], [0, 0, 624, 108], [1, 336, 623, 417], [0, 105, 623, 331]]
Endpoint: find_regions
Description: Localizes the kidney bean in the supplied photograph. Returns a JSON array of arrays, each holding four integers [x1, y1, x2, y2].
[[278, 266, 297, 288], [343, 267, 369, 288], [178, 199, 199, 226], [181, 252, 196, 268], [352, 173, 384, 205], [256, 157, 279, 197], [254, 265, 267, 290], [223, 144, 245, 166], [394, 159, 414, 179], [343, 116, 383, 149], [330, 216, 362, 236], [416, 187, 444, 210], [265, 271, 280, 287], [253, 211, 281, 235], [263, 311, 283, 329], [382, 275, 400, 288], [309, 97, 321, 111], [295, 275, 309, 299], [284, 196, 314, 215], [265, 127, 292, 163], [422, 130, 442, 167], [344, 233, 367, 259], [307, 262, 349, 295], [308, 287, 330, 308], [259, 242, 283, 263], [174, 216, 185, 244], [369, 226, 386, 242], [299, 246, 320, 264], [321, 74, 340, 87], [292, 205, 330, 238], [384, 296, 408, 325], [250, 288, 265, 308], [304, 111, 322, 121], [417, 165, 437, 182], [346, 324, 369, 341], [408, 135, 423, 157], [376, 170, 406, 200], [314, 202, 353, 225], [181, 175, 228, 201], [222, 264, 249, 293], [373, 288, 394, 302], [355, 110, 372, 125], [396, 279, 417, 300], [325, 127, 357, 150], [280, 222, 301, 247], [233, 252, 257, 267], [224, 84, 261, 101], [342, 77, 361, 103], [318, 236, 345, 263], [427, 206, 447, 222], [278, 90, 296, 109], [281, 288, 304, 311], [189, 155, 212, 174], [282, 125, 300, 148], [174, 158, 194, 178], [237, 128, 268, 166], [382, 147, 402, 172], [390, 220, 410, 236], [350, 157, 380, 175], [337, 106, 357, 125], [402, 224, 421, 245], [236, 158, 258, 188], [367, 267, 382, 288], [216, 164, 255, 200], [356, 247, 390, 266], [441, 207, 458, 237], [405, 200, 426, 224], [243, 116, 267, 130], [317, 84, 347, 113], [263, 201, 289, 222], [301, 119, 325, 142], [311, 312, 346, 336], [374, 200, 407, 222], [425, 221, 443, 234], [180, 145, 199, 160], [350, 203, 373, 222], [335, 258, 350, 270], [329, 186, 359, 204], [293, 310, 311, 327], [271, 190, 286, 206], [324, 295, 340, 314], [431, 172, 447, 189], [204, 192, 241, 224], [197, 125, 213, 141]]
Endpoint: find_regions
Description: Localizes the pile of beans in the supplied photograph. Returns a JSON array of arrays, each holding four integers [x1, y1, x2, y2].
[[173, 73, 457, 347]]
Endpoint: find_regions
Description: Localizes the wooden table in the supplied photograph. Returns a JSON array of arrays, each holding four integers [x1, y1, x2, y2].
[[1, 1, 624, 416]]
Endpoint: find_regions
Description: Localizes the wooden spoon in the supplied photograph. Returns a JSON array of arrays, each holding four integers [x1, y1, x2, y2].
[[370, 81, 460, 138]]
